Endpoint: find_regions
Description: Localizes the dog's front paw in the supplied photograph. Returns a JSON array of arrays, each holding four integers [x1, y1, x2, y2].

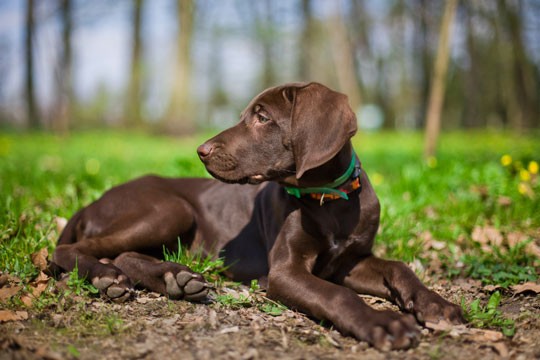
[[356, 311, 420, 351], [407, 289, 465, 325], [163, 269, 209, 301]]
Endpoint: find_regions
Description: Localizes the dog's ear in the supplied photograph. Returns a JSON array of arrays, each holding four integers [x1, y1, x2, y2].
[[290, 82, 358, 179]]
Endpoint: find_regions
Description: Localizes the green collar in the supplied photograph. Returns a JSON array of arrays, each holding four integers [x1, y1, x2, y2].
[[284, 150, 358, 200]]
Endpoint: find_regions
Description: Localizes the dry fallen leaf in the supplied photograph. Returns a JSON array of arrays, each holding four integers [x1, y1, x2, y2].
[[20, 271, 50, 307], [525, 242, 540, 258], [31, 247, 48, 271], [425, 321, 506, 343], [0, 310, 28, 322], [219, 326, 240, 334], [510, 282, 540, 295], [472, 226, 503, 251], [497, 196, 512, 207], [506, 232, 540, 257], [506, 232, 527, 247], [467, 329, 504, 342], [0, 274, 21, 287], [491, 342, 509, 358], [425, 319, 454, 331], [0, 285, 21, 303], [483, 284, 504, 293]]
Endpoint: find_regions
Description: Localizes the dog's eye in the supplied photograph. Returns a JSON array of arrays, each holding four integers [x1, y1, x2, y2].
[[256, 114, 270, 124]]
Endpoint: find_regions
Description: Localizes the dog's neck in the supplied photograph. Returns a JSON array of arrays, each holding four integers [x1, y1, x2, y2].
[[281, 142, 354, 188]]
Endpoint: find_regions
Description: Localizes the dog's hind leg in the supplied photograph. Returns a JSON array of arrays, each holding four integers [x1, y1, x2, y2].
[[53, 240, 135, 301], [52, 176, 203, 301]]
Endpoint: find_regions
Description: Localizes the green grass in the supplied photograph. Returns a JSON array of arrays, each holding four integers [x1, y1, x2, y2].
[[163, 239, 227, 284], [355, 131, 539, 285], [0, 130, 538, 289], [462, 291, 515, 337]]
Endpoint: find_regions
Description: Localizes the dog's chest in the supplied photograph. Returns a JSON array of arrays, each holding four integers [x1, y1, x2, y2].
[[313, 234, 364, 278]]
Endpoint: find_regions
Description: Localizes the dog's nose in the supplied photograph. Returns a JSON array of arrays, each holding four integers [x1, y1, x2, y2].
[[197, 143, 214, 159]]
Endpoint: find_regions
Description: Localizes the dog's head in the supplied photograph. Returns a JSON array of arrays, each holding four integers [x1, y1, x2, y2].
[[197, 82, 357, 184]]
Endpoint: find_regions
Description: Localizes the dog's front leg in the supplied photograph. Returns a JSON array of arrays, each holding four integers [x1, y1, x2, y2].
[[266, 214, 419, 350], [339, 255, 465, 325]]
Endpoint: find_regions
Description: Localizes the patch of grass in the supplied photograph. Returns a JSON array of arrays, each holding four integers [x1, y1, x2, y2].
[[104, 314, 124, 335], [355, 132, 539, 278], [462, 291, 515, 337], [215, 290, 287, 316], [65, 261, 100, 297], [460, 242, 538, 287], [214, 279, 287, 315], [0, 131, 209, 282], [163, 239, 227, 284], [66, 344, 80, 358], [258, 301, 287, 316], [214, 293, 252, 309]]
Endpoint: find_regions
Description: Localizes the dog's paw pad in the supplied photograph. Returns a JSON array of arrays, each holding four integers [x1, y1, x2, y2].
[[176, 270, 196, 286], [183, 278, 209, 302], [107, 285, 128, 299], [91, 275, 133, 302], [185, 279, 205, 294], [92, 276, 114, 290], [164, 270, 208, 301], [184, 288, 209, 302], [164, 272, 184, 298], [365, 312, 419, 351]]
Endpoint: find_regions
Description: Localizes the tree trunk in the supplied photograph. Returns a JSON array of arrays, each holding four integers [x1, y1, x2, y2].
[[54, 0, 72, 134], [164, 0, 195, 133], [424, 0, 458, 158], [462, 1, 479, 128], [125, 0, 144, 127], [261, 0, 276, 88], [498, 0, 538, 130], [25, 0, 39, 129], [416, 0, 431, 129], [327, 2, 362, 115], [298, 0, 314, 81]]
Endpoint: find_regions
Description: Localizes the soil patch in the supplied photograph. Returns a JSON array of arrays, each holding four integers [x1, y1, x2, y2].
[[1, 279, 539, 360]]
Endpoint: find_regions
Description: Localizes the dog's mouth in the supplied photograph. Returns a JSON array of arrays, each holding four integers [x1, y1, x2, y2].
[[206, 168, 292, 185], [206, 170, 265, 185]]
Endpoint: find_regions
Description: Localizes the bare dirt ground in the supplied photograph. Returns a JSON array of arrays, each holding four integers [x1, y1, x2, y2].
[[1, 278, 539, 360]]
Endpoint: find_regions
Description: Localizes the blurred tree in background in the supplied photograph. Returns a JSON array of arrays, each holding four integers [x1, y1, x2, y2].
[[0, 0, 538, 138]]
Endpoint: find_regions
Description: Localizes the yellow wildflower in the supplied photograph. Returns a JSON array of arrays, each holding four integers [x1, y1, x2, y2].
[[528, 161, 539, 175], [518, 182, 528, 195], [519, 169, 531, 182], [500, 154, 512, 166]]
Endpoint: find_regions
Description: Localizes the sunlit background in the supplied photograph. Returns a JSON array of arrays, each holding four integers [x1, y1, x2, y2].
[[0, 0, 539, 134]]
